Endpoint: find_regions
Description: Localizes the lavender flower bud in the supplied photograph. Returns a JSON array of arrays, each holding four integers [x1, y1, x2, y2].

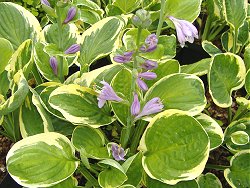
[[137, 78, 148, 91], [135, 97, 164, 119], [111, 143, 125, 161], [140, 34, 158, 52], [138, 72, 157, 80], [49, 56, 58, 75], [64, 44, 80, 54], [63, 7, 77, 24], [113, 51, 133, 63], [97, 81, 123, 108], [141, 60, 158, 70], [131, 92, 140, 116], [41, 0, 50, 6]]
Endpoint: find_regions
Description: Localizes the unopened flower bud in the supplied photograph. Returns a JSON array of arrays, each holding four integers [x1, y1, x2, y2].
[[64, 44, 80, 54], [132, 9, 152, 28], [63, 7, 77, 24], [41, 0, 50, 6], [49, 56, 58, 75]]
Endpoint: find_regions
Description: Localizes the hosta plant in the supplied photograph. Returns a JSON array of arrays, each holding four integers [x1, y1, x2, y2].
[[0, 0, 249, 188]]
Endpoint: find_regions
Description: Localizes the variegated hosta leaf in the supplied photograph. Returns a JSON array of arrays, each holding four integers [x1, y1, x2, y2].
[[206, 0, 224, 20], [230, 131, 249, 145], [195, 113, 224, 150], [244, 44, 250, 70], [49, 84, 113, 127], [113, 0, 140, 13], [139, 110, 210, 185], [165, 0, 202, 22], [209, 53, 246, 108], [181, 58, 211, 76], [0, 71, 10, 96], [197, 173, 222, 188], [98, 159, 127, 188], [6, 132, 78, 187], [224, 0, 248, 29], [72, 126, 109, 159], [43, 23, 78, 51], [0, 2, 43, 50], [224, 118, 250, 153], [245, 70, 250, 95], [224, 150, 250, 188], [79, 17, 124, 71], [0, 38, 13, 75], [49, 176, 79, 188], [111, 68, 132, 126], [0, 71, 29, 115], [145, 73, 206, 116], [202, 41, 222, 56]]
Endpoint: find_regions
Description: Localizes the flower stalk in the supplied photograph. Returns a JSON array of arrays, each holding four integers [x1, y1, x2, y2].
[[156, 0, 166, 38]]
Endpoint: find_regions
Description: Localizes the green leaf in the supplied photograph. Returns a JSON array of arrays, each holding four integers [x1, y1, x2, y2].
[[0, 2, 43, 50], [43, 23, 78, 51], [0, 38, 14, 74], [224, 119, 250, 153], [206, 0, 224, 20], [72, 126, 109, 159], [208, 53, 246, 108], [244, 44, 250, 70], [113, 0, 140, 13], [245, 70, 250, 95], [197, 173, 222, 188], [79, 9, 102, 25], [181, 58, 211, 76], [238, 21, 249, 47], [34, 42, 61, 82], [221, 31, 237, 53], [0, 70, 10, 96], [79, 17, 124, 71], [146, 176, 199, 188], [0, 71, 29, 115], [122, 152, 143, 187], [6, 132, 78, 187], [49, 84, 113, 127], [195, 113, 224, 150], [165, 0, 202, 22], [146, 59, 180, 88], [145, 73, 206, 116], [111, 68, 132, 126], [202, 41, 222, 56], [224, 150, 250, 188], [49, 176, 79, 188], [231, 131, 249, 145], [139, 110, 209, 185], [98, 159, 127, 188], [224, 0, 248, 29]]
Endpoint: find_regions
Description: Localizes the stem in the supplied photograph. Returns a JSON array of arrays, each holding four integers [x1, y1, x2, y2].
[[156, 0, 166, 38], [130, 121, 147, 153], [202, 16, 212, 41], [205, 164, 229, 171], [207, 23, 226, 41], [233, 27, 238, 54], [228, 107, 232, 123], [120, 27, 142, 148], [56, 7, 64, 83], [79, 164, 100, 187], [246, 94, 250, 99], [32, 65, 43, 85]]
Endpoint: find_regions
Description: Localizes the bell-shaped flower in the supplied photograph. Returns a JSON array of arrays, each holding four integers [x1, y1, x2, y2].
[[97, 81, 123, 108], [111, 143, 125, 161], [140, 59, 158, 70], [138, 72, 157, 80], [64, 44, 80, 54], [49, 56, 58, 75], [41, 0, 50, 6], [131, 92, 140, 116], [113, 51, 133, 63], [135, 97, 164, 119], [63, 7, 77, 24], [140, 33, 158, 52], [168, 16, 198, 48], [136, 78, 148, 91]]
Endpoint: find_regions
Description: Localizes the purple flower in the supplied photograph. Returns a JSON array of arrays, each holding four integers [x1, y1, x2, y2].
[[65, 44, 80, 54], [111, 143, 125, 161], [138, 72, 157, 80], [50, 56, 58, 75], [168, 16, 198, 48], [63, 7, 77, 24], [140, 34, 158, 52], [97, 81, 123, 108], [113, 51, 133, 63], [135, 97, 164, 119], [137, 78, 148, 91], [141, 59, 158, 70], [41, 0, 50, 6], [131, 93, 140, 116]]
